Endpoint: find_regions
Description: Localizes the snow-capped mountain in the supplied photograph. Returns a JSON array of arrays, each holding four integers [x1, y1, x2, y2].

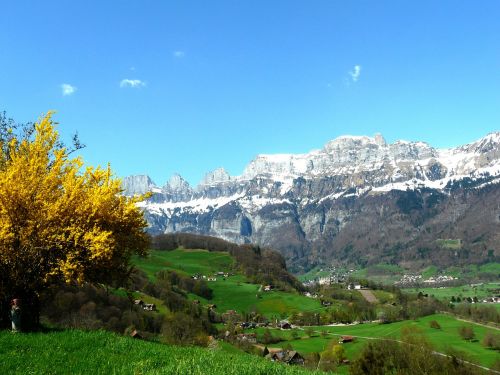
[[125, 132, 500, 271]]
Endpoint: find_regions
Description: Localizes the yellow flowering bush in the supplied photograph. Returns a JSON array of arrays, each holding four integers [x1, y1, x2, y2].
[[0, 112, 149, 320]]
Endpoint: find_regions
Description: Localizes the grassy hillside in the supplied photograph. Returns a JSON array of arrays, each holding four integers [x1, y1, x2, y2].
[[133, 249, 234, 280], [134, 249, 323, 318], [0, 330, 320, 375], [297, 266, 332, 282], [254, 314, 499, 369]]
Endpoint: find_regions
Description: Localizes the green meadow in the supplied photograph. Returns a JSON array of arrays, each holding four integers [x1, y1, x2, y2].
[[205, 276, 323, 317], [0, 330, 320, 375], [256, 314, 499, 369], [134, 249, 324, 318], [405, 282, 500, 301], [133, 248, 234, 280], [350, 263, 405, 284], [297, 266, 332, 282]]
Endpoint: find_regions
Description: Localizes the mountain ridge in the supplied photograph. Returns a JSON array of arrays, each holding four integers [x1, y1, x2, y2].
[[124, 132, 500, 194], [124, 131, 500, 271]]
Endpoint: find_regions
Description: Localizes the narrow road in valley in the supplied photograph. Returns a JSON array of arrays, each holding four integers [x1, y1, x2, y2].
[[359, 289, 378, 303]]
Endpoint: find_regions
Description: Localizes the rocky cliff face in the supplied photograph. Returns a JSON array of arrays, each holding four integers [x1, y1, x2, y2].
[[125, 133, 500, 271]]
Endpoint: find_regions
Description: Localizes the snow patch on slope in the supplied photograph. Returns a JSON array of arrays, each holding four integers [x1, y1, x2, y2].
[[138, 193, 246, 216]]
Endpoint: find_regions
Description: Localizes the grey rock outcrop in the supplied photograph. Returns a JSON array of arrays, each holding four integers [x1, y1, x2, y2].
[[122, 175, 156, 196]]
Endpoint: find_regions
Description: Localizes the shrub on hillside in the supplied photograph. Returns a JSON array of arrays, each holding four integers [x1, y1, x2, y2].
[[156, 270, 213, 300], [161, 312, 209, 346], [318, 341, 346, 371], [482, 331, 500, 350], [41, 284, 163, 335], [259, 329, 281, 345], [304, 352, 321, 370], [378, 305, 402, 323], [429, 320, 441, 329], [458, 326, 475, 341], [350, 333, 482, 375]]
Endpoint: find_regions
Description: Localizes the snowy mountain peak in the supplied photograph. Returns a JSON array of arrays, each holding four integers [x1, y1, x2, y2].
[[121, 175, 156, 196], [124, 131, 500, 199], [464, 132, 500, 153], [374, 133, 386, 146], [200, 167, 231, 186], [163, 173, 191, 192], [324, 134, 385, 152]]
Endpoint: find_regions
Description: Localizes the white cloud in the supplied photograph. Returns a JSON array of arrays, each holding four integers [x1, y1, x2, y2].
[[173, 50, 185, 58], [120, 79, 146, 88], [61, 83, 77, 96], [349, 65, 362, 82]]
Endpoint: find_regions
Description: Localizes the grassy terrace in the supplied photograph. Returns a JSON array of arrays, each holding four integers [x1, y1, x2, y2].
[[133, 249, 324, 318], [0, 330, 320, 375]]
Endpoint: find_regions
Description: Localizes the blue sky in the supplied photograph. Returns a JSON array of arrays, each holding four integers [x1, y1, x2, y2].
[[1, 1, 499, 186]]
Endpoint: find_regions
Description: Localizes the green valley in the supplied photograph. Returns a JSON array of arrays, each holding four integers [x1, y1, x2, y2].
[[134, 248, 323, 318]]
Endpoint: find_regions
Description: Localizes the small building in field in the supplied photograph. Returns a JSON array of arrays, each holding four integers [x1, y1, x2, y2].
[[266, 350, 305, 365], [279, 321, 292, 329], [347, 283, 362, 290], [143, 303, 156, 311], [236, 333, 257, 344], [285, 351, 305, 365], [339, 335, 354, 343]]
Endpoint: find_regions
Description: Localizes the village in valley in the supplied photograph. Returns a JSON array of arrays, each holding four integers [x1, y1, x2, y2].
[[127, 248, 500, 371]]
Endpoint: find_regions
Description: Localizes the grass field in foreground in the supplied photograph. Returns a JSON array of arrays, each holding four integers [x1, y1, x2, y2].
[[259, 314, 498, 369], [0, 329, 321, 375], [133, 249, 324, 318]]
